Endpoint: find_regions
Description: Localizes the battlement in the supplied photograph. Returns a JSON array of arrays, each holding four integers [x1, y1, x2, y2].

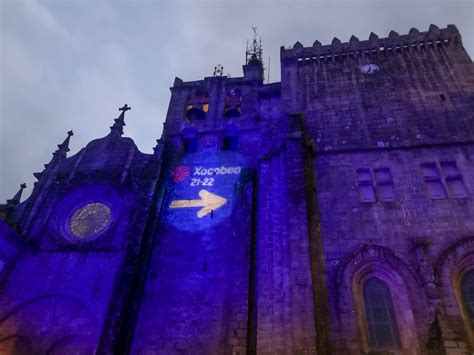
[[280, 24, 464, 63]]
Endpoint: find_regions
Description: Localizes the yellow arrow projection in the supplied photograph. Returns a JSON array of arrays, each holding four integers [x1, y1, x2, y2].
[[169, 189, 227, 218]]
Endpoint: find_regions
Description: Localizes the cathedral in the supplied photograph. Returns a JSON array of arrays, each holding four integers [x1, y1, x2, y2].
[[0, 24, 473, 354]]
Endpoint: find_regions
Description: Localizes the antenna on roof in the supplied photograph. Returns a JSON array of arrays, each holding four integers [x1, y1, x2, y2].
[[246, 26, 263, 64]]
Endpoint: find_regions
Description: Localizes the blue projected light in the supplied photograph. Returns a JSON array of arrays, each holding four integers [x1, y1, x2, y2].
[[163, 150, 247, 231]]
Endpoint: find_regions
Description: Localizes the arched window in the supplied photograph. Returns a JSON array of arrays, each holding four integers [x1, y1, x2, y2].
[[363, 277, 401, 349], [185, 89, 209, 120], [461, 270, 474, 325], [224, 88, 242, 118]]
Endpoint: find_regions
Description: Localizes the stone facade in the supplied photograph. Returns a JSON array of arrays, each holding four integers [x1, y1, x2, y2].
[[0, 25, 473, 354]]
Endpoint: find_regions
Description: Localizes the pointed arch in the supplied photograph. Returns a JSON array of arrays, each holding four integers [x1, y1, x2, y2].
[[336, 245, 424, 354], [0, 334, 34, 355], [435, 236, 474, 348], [0, 294, 97, 353]]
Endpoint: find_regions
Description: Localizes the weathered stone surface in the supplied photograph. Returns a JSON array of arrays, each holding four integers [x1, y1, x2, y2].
[[0, 25, 473, 354]]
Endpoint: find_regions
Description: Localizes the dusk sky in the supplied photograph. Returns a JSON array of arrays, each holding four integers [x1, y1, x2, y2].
[[1, 0, 473, 202]]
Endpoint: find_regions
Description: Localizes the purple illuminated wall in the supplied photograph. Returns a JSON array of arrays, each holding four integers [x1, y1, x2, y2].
[[0, 25, 473, 355]]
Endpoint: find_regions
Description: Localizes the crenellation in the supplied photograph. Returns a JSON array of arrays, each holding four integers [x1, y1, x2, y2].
[[281, 25, 465, 66]]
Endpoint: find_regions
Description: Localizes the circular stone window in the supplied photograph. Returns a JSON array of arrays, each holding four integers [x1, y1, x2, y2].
[[69, 202, 112, 239], [52, 185, 122, 243]]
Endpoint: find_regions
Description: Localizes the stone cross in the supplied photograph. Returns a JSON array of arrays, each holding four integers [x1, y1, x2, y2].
[[119, 104, 131, 113]]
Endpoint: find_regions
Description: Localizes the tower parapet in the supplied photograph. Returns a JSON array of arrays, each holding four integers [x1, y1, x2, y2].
[[280, 24, 474, 151], [280, 25, 468, 64]]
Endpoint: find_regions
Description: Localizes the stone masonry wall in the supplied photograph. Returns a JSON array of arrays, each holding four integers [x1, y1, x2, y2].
[[281, 26, 474, 152], [255, 138, 317, 354], [316, 144, 474, 353], [132, 147, 254, 354]]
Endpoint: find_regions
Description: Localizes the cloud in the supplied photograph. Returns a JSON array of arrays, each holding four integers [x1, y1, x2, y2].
[[0, 0, 165, 201]]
